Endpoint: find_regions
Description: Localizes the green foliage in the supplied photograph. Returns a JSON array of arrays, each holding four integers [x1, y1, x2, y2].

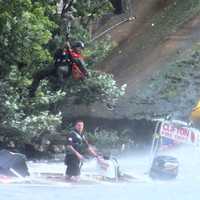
[[0, 0, 124, 145], [0, 1, 61, 141], [60, 71, 126, 106], [0, 68, 63, 139], [86, 128, 134, 149], [85, 38, 114, 66], [0, 0, 56, 74], [87, 129, 120, 148], [73, 0, 113, 26]]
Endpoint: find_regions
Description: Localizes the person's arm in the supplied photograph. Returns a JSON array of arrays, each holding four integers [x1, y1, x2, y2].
[[67, 145, 85, 161], [82, 135, 98, 158], [84, 139, 109, 168], [87, 145, 108, 167], [87, 145, 98, 157]]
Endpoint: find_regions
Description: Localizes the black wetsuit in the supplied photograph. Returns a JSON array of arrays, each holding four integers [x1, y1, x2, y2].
[[64, 130, 89, 177]]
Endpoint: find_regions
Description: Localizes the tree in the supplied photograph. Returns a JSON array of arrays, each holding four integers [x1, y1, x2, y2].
[[0, 0, 62, 141], [0, 0, 56, 75], [0, 0, 125, 146]]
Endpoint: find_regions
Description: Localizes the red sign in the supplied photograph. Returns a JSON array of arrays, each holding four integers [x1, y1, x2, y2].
[[160, 121, 200, 146]]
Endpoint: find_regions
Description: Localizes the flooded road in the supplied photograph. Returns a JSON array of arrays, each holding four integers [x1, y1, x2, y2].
[[0, 145, 200, 200]]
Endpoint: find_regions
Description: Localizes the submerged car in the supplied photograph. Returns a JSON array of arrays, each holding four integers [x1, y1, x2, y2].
[[149, 155, 179, 180], [0, 149, 29, 178]]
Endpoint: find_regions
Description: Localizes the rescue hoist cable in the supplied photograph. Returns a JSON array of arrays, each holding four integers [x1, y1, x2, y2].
[[90, 16, 136, 42], [90, 0, 136, 42]]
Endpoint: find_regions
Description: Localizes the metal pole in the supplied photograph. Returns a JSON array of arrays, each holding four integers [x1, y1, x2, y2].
[[149, 120, 162, 169]]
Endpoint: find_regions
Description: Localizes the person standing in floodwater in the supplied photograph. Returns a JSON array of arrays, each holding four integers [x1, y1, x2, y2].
[[64, 120, 100, 181]]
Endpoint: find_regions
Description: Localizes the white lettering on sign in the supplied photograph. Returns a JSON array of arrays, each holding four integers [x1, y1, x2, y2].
[[160, 121, 200, 146]]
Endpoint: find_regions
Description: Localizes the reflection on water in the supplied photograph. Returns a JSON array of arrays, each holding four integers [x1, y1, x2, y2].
[[1, 145, 200, 200]]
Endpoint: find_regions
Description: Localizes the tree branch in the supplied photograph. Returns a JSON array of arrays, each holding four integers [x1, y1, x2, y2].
[[61, 0, 75, 18]]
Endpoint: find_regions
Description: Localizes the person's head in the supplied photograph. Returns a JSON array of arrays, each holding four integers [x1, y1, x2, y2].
[[74, 120, 84, 134], [72, 41, 85, 54]]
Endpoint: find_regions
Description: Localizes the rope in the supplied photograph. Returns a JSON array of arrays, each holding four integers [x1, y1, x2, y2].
[[90, 0, 136, 42], [90, 17, 135, 42]]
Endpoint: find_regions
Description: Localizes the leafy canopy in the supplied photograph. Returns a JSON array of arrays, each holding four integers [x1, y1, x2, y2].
[[0, 0, 126, 143]]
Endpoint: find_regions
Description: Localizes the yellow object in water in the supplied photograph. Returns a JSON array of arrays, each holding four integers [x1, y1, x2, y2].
[[191, 101, 200, 120]]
